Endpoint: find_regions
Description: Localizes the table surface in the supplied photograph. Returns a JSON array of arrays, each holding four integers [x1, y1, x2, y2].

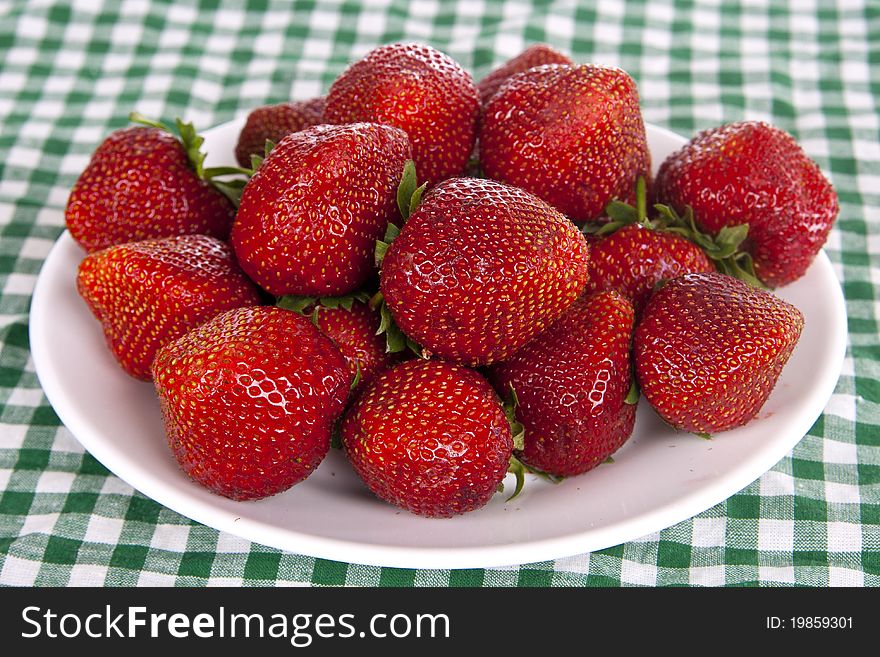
[[0, 0, 877, 587]]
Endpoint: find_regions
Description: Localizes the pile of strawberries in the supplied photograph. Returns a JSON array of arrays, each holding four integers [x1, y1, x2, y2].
[[66, 43, 837, 518]]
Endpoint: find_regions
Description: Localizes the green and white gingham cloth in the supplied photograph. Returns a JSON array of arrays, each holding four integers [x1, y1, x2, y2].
[[0, 0, 877, 587]]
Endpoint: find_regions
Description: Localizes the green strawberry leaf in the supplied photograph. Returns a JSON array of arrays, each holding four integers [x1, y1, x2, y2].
[[396, 159, 425, 221], [374, 222, 401, 266], [624, 379, 640, 405], [210, 178, 247, 207], [371, 291, 424, 356], [277, 291, 370, 316], [505, 456, 526, 501], [330, 423, 343, 450], [276, 295, 317, 314], [409, 182, 427, 217], [350, 362, 361, 392], [604, 456, 615, 464], [502, 384, 526, 451], [604, 201, 639, 225]]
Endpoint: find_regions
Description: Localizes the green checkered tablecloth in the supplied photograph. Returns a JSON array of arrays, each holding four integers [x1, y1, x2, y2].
[[0, 0, 877, 587]]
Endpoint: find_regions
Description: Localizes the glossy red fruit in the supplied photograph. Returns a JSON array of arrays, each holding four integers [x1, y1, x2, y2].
[[231, 122, 411, 296], [341, 359, 513, 518], [490, 291, 636, 477], [379, 177, 591, 365], [234, 97, 325, 167], [66, 126, 236, 253], [76, 234, 262, 380], [477, 43, 572, 106], [585, 223, 714, 314], [634, 272, 804, 434], [654, 121, 838, 288], [323, 42, 479, 186], [312, 300, 402, 396], [152, 306, 352, 501], [479, 64, 651, 224]]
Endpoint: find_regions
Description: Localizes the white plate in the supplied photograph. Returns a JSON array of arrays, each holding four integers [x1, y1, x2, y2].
[[29, 118, 848, 569]]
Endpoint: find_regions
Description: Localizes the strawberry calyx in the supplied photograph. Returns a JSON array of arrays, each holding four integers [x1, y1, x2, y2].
[[368, 291, 426, 358], [374, 222, 400, 267], [501, 385, 527, 501], [654, 205, 764, 289], [375, 159, 425, 265], [396, 159, 427, 221], [583, 176, 766, 289], [128, 111, 253, 206], [276, 290, 372, 324]]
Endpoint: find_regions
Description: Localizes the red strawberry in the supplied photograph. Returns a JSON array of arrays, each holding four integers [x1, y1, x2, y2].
[[66, 116, 237, 253], [634, 272, 804, 435], [152, 306, 352, 500], [278, 295, 403, 396], [479, 64, 651, 224], [76, 234, 262, 380], [654, 121, 838, 287], [234, 97, 325, 167], [477, 43, 572, 106], [341, 359, 513, 517], [490, 291, 636, 477], [379, 177, 590, 365], [231, 122, 411, 297], [323, 42, 479, 186], [583, 178, 715, 314]]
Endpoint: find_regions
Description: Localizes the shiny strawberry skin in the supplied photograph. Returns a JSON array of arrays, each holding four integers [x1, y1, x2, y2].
[[490, 291, 636, 477], [380, 177, 591, 366], [234, 97, 325, 167], [479, 64, 651, 224], [341, 359, 512, 518], [66, 126, 236, 253], [477, 43, 572, 106], [634, 272, 804, 434], [584, 223, 715, 315], [313, 300, 402, 395], [654, 121, 838, 288], [323, 42, 479, 186], [231, 122, 411, 296], [152, 306, 352, 501], [76, 234, 262, 380]]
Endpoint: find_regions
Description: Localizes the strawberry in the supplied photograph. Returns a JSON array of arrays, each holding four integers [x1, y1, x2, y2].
[[341, 358, 513, 517], [323, 42, 480, 186], [479, 63, 651, 224], [583, 178, 715, 314], [378, 177, 590, 366], [278, 295, 402, 396], [234, 97, 325, 167], [633, 272, 804, 435], [490, 291, 636, 477], [76, 234, 262, 380], [231, 122, 411, 297], [152, 306, 352, 500], [66, 115, 237, 253], [477, 43, 572, 106], [654, 121, 838, 288]]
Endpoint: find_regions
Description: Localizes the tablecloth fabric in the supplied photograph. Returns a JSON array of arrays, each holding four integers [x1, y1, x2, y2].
[[0, 0, 877, 587]]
